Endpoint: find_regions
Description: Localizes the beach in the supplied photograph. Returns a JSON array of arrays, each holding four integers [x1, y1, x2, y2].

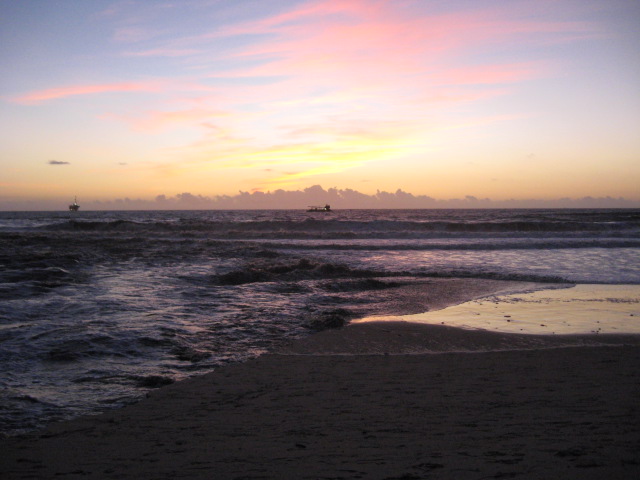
[[2, 208, 639, 436], [2, 280, 639, 479]]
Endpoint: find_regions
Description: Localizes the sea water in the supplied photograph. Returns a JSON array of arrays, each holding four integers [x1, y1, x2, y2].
[[1, 208, 639, 434]]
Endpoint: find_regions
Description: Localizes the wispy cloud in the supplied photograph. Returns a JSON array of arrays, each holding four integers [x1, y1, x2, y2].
[[48, 160, 70, 165], [9, 0, 603, 195], [105, 107, 230, 132], [12, 81, 166, 105], [122, 48, 201, 57], [215, 0, 592, 81]]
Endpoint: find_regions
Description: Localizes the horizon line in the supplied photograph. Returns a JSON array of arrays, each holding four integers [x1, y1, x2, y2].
[[1, 185, 639, 211]]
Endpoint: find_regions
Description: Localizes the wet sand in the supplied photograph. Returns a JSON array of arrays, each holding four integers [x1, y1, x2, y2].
[[2, 280, 640, 479], [359, 284, 640, 335]]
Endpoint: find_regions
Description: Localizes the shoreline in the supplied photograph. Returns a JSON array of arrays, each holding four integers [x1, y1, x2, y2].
[[277, 320, 640, 356], [2, 279, 639, 479], [356, 283, 640, 335]]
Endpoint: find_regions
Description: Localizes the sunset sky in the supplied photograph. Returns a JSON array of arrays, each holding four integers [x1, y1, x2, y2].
[[1, 0, 639, 209]]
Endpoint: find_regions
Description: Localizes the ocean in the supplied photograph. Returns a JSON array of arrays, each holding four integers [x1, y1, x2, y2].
[[1, 208, 639, 436]]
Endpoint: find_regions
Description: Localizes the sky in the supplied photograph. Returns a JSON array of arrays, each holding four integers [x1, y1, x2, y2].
[[1, 0, 639, 210]]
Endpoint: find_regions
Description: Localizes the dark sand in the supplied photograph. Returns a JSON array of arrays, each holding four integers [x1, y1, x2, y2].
[[2, 280, 639, 479]]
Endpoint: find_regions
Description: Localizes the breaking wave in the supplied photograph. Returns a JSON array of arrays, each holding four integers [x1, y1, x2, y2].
[[39, 216, 639, 240]]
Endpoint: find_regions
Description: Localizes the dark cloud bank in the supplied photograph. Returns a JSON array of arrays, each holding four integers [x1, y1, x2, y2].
[[5, 185, 637, 211]]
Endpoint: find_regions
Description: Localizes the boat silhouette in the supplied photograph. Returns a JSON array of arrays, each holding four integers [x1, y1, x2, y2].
[[307, 204, 331, 212]]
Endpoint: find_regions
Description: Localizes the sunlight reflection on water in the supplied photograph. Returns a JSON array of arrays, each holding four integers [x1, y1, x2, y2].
[[356, 285, 640, 335]]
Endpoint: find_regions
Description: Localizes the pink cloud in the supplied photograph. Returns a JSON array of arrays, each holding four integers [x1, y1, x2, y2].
[[434, 62, 548, 86], [217, 0, 594, 91], [215, 0, 372, 38], [107, 108, 229, 132], [417, 87, 512, 106], [12, 81, 166, 105]]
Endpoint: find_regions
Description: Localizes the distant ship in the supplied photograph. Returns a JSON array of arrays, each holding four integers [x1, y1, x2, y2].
[[307, 204, 331, 212], [68, 197, 80, 211]]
